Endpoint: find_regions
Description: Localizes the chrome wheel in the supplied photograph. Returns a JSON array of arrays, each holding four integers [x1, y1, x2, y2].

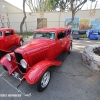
[[36, 70, 51, 92], [41, 71, 50, 88], [20, 40, 23, 46]]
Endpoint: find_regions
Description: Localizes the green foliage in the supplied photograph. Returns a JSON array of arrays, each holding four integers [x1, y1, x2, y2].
[[90, 0, 96, 2], [18, 32, 33, 38], [26, 0, 97, 12], [81, 34, 87, 38]]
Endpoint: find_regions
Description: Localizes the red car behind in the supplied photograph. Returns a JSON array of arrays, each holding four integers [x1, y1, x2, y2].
[[0, 28, 23, 58]]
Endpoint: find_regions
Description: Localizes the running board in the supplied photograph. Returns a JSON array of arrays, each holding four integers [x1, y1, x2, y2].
[[55, 52, 68, 62]]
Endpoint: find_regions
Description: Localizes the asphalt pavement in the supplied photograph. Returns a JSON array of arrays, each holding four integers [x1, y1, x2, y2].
[[0, 38, 100, 100]]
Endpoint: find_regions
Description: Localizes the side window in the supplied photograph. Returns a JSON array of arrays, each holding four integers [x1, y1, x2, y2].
[[0, 31, 2, 36], [5, 30, 13, 36], [50, 33, 55, 39], [58, 31, 66, 39]]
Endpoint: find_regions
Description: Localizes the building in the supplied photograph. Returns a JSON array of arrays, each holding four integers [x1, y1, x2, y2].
[[0, 0, 100, 32]]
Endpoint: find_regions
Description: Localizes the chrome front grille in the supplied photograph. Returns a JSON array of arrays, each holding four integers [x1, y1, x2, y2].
[[14, 52, 26, 73]]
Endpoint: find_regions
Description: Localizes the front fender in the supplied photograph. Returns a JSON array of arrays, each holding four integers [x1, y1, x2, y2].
[[0, 53, 18, 74], [22, 60, 62, 84]]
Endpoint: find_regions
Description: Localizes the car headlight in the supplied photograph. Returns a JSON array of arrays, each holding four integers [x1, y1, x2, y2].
[[6, 54, 12, 61], [20, 59, 27, 69]]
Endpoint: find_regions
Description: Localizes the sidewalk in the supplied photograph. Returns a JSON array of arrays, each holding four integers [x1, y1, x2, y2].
[[23, 36, 33, 43]]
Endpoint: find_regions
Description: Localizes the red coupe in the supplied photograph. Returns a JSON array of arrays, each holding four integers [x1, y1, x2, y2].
[[0, 27, 72, 92], [0, 28, 23, 58]]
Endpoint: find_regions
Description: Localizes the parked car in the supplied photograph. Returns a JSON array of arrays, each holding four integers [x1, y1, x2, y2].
[[86, 29, 100, 40], [72, 30, 81, 39], [0, 28, 23, 58], [0, 27, 72, 92], [72, 30, 86, 39]]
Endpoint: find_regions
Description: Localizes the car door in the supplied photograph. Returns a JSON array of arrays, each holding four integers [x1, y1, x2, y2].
[[4, 30, 14, 50], [56, 31, 66, 55], [0, 31, 4, 50]]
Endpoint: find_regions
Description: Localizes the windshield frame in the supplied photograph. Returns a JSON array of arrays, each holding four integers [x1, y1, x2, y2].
[[33, 31, 55, 40]]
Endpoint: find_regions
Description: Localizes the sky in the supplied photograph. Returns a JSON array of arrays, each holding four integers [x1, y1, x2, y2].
[[5, 0, 31, 12], [5, 0, 100, 12]]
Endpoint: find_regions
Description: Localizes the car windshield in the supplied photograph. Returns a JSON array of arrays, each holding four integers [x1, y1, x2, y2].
[[33, 32, 55, 39], [0, 31, 2, 36]]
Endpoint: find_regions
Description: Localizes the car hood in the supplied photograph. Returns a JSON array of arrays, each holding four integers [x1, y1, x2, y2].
[[15, 38, 55, 54]]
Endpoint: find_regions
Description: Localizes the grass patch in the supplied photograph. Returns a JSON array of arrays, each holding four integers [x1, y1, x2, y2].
[[17, 32, 33, 38], [81, 34, 87, 38]]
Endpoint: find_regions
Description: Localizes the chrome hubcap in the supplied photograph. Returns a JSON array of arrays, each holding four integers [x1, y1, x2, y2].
[[20, 40, 23, 46], [41, 71, 50, 88]]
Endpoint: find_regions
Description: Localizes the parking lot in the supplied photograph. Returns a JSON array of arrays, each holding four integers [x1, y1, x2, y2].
[[0, 38, 100, 100]]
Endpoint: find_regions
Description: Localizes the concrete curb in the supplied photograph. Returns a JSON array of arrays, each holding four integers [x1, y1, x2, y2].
[[82, 45, 100, 71]]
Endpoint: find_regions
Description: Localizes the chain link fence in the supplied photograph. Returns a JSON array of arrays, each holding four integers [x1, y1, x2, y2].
[[0, 20, 91, 34], [0, 21, 66, 33]]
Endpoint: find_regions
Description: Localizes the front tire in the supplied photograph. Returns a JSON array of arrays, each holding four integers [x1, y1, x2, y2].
[[3, 66, 8, 71], [36, 70, 51, 92]]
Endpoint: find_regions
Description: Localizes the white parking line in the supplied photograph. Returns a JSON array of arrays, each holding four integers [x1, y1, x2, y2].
[[0, 72, 32, 97], [0, 71, 6, 77]]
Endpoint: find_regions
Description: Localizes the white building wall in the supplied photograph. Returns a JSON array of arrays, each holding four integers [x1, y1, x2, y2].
[[75, 10, 100, 20]]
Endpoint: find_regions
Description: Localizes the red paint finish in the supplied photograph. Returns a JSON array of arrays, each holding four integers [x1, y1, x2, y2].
[[0, 52, 18, 74], [0, 27, 72, 85], [23, 60, 62, 84], [0, 28, 23, 53]]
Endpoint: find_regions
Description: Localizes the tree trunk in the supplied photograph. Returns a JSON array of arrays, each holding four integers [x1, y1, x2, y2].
[[20, 0, 27, 34], [67, 11, 75, 26], [67, 0, 74, 26], [67, 0, 87, 26]]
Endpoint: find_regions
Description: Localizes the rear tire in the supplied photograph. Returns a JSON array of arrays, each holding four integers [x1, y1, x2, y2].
[[20, 40, 23, 46], [68, 43, 72, 54]]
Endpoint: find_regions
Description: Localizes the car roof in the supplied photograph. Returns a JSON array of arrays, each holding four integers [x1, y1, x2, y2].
[[0, 28, 14, 31], [34, 27, 71, 33]]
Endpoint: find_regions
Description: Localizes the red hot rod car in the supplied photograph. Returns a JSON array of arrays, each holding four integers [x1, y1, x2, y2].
[[0, 28, 23, 58], [0, 27, 72, 92]]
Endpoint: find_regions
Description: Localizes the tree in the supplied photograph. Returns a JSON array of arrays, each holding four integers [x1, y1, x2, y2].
[[25, 0, 98, 26], [26, 0, 57, 12], [36, 0, 87, 25], [66, 0, 87, 25], [51, 0, 97, 25], [26, 0, 36, 12], [90, 0, 97, 9], [20, 0, 27, 34]]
